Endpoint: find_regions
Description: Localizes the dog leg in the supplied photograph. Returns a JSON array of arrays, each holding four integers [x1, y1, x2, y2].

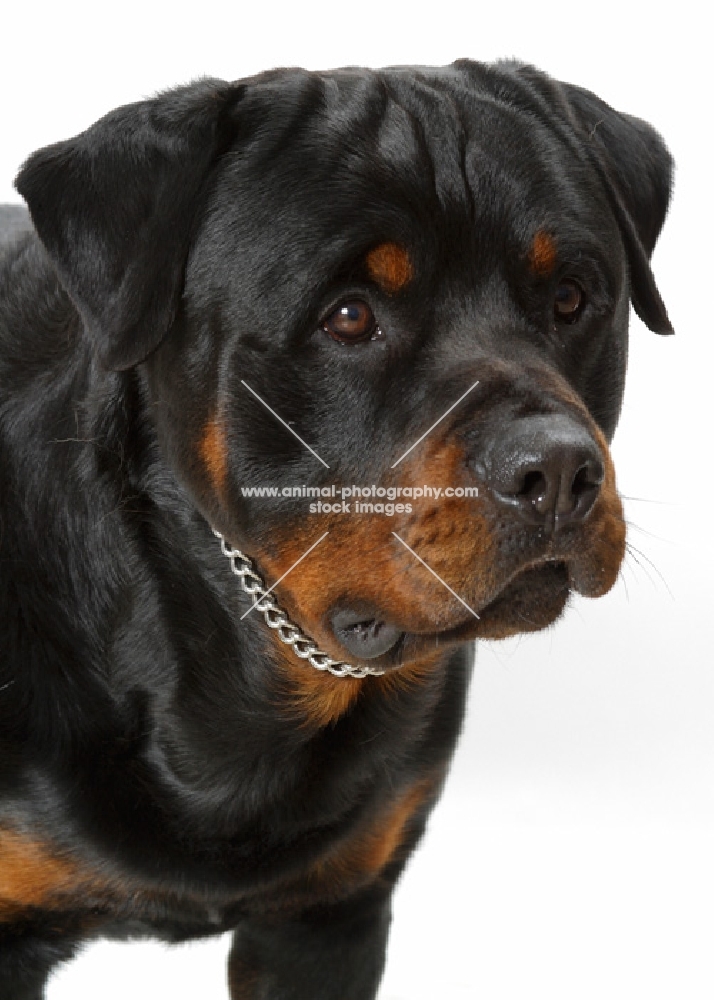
[[0, 925, 80, 999], [227, 893, 392, 1000]]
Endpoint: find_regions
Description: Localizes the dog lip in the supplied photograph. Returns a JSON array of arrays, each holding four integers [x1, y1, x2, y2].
[[417, 560, 569, 638], [413, 556, 571, 636], [355, 559, 572, 670]]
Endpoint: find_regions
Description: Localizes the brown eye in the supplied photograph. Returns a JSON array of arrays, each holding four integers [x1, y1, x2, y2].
[[322, 301, 379, 344], [554, 279, 585, 323]]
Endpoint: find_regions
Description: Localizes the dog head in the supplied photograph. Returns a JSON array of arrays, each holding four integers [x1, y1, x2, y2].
[[16, 61, 672, 674]]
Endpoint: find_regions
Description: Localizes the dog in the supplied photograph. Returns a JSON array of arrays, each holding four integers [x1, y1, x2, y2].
[[0, 60, 672, 999]]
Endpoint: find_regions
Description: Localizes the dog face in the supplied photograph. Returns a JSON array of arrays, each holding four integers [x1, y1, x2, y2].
[[16, 62, 672, 676]]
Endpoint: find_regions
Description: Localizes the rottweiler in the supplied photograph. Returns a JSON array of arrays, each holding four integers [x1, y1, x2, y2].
[[0, 60, 672, 999]]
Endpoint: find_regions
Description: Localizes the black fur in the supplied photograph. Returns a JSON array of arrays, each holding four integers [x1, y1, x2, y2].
[[0, 60, 671, 999]]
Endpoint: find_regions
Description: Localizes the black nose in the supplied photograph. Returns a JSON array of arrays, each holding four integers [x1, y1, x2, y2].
[[480, 415, 604, 529], [329, 606, 403, 659]]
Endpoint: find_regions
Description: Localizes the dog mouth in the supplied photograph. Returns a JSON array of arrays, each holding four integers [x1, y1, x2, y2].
[[329, 560, 572, 668]]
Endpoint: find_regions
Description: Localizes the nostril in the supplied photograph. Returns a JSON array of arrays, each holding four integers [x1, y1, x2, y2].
[[573, 459, 604, 494], [563, 458, 604, 521], [572, 465, 592, 497], [518, 470, 548, 504]]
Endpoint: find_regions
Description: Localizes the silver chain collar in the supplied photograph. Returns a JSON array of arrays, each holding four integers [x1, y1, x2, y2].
[[212, 529, 385, 679]]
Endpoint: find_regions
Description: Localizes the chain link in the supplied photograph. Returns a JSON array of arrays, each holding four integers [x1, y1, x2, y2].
[[213, 530, 385, 679]]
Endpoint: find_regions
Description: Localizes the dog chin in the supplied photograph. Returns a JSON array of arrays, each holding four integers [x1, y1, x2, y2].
[[463, 561, 572, 641]]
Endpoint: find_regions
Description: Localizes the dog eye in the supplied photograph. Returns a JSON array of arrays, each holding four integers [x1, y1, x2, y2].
[[322, 301, 379, 344], [554, 280, 585, 323]]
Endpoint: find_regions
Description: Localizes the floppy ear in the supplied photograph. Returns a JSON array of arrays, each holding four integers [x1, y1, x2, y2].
[[559, 82, 674, 335], [15, 79, 242, 369]]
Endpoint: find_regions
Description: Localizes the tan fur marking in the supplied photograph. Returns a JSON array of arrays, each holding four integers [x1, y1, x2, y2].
[[201, 416, 229, 496], [575, 420, 626, 596], [271, 652, 365, 730], [529, 230, 558, 276], [365, 242, 414, 293], [309, 778, 434, 889], [0, 830, 95, 919]]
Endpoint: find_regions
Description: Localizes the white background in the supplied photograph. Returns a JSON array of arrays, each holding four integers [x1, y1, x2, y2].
[[1, 1, 711, 998]]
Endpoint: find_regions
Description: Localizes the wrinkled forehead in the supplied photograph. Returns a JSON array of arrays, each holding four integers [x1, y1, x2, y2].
[[197, 66, 606, 290]]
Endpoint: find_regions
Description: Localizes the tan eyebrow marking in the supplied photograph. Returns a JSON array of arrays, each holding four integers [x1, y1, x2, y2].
[[365, 242, 414, 293], [529, 229, 558, 276]]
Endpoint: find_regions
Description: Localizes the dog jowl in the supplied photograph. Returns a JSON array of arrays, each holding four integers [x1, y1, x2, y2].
[[0, 61, 671, 999]]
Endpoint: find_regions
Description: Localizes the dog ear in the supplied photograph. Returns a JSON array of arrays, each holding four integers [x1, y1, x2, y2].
[[15, 79, 242, 370], [558, 81, 674, 335]]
